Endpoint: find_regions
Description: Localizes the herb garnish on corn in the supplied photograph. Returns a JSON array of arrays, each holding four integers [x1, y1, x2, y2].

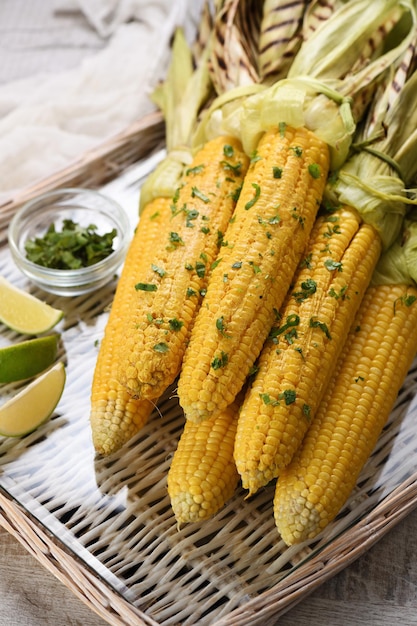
[[178, 0, 415, 424], [89, 25, 213, 454], [274, 59, 417, 544]]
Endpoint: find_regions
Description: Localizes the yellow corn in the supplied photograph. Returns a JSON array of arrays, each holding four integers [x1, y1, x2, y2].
[[90, 198, 171, 456], [167, 395, 241, 524], [178, 125, 330, 423], [117, 136, 249, 400], [234, 207, 382, 495], [274, 282, 417, 545]]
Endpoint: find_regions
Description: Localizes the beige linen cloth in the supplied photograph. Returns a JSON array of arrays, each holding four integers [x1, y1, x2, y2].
[[0, 0, 205, 204]]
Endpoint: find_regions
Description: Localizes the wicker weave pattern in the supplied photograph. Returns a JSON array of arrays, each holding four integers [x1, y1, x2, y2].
[[1, 115, 417, 625]]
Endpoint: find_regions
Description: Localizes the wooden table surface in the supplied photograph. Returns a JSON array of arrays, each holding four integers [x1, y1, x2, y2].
[[1, 2, 417, 625]]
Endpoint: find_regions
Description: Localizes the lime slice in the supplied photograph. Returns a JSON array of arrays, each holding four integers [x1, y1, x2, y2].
[[0, 361, 66, 437], [0, 276, 63, 334], [0, 334, 59, 383]]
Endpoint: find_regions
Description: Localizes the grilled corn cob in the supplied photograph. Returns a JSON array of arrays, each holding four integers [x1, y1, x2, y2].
[[274, 281, 417, 545], [234, 206, 382, 494], [178, 124, 330, 422], [117, 136, 249, 400], [90, 198, 171, 455], [167, 394, 242, 524]]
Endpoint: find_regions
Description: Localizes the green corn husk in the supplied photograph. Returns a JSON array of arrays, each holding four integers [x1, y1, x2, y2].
[[139, 26, 213, 212], [192, 0, 416, 172], [371, 217, 417, 286], [326, 45, 417, 249], [289, 0, 409, 81]]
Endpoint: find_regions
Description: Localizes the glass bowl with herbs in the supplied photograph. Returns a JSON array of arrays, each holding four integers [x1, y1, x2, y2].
[[8, 188, 130, 296]]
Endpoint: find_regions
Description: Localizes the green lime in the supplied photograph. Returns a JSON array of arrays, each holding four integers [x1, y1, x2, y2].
[[0, 276, 63, 335], [0, 334, 59, 383], [0, 362, 66, 437]]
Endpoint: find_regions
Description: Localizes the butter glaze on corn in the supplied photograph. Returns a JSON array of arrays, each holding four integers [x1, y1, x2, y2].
[[116, 136, 249, 400], [234, 207, 382, 494], [178, 124, 330, 423], [274, 283, 417, 545], [90, 198, 171, 455]]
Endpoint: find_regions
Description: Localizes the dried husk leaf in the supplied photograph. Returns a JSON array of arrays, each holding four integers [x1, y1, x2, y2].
[[208, 0, 261, 94], [258, 0, 308, 84], [326, 54, 417, 249], [289, 0, 412, 83], [193, 0, 416, 175]]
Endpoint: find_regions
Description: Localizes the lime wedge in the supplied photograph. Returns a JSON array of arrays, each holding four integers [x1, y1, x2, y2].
[[0, 276, 63, 335], [0, 361, 66, 437], [0, 334, 59, 383]]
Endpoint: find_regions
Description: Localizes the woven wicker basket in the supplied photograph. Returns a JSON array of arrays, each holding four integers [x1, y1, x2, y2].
[[1, 112, 417, 626]]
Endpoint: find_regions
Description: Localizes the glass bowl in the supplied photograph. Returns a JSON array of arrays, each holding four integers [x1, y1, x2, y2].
[[8, 188, 131, 296]]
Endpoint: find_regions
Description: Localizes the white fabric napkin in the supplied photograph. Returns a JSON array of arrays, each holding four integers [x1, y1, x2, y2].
[[0, 0, 205, 204]]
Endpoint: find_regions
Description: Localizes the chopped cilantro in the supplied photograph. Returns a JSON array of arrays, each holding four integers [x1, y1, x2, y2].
[[151, 264, 166, 277], [185, 208, 199, 227], [186, 164, 205, 175], [221, 160, 242, 176], [260, 393, 279, 406], [24, 219, 117, 270], [303, 404, 311, 420], [135, 282, 157, 292], [308, 163, 321, 179], [153, 342, 169, 353], [191, 187, 210, 203], [245, 183, 261, 210], [309, 317, 331, 339], [216, 316, 231, 338], [279, 389, 296, 405], [230, 184, 242, 202], [168, 232, 184, 247], [325, 259, 343, 272], [211, 351, 229, 370], [169, 318, 184, 331], [292, 278, 317, 303], [195, 260, 206, 278], [248, 261, 261, 274]]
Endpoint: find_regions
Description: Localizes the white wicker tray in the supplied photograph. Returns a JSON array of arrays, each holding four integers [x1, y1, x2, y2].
[[1, 112, 417, 626]]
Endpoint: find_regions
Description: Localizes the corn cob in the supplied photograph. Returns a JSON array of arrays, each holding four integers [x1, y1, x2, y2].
[[234, 206, 382, 494], [167, 394, 242, 525], [177, 124, 330, 423], [274, 281, 417, 545], [90, 198, 171, 456], [117, 136, 250, 400]]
